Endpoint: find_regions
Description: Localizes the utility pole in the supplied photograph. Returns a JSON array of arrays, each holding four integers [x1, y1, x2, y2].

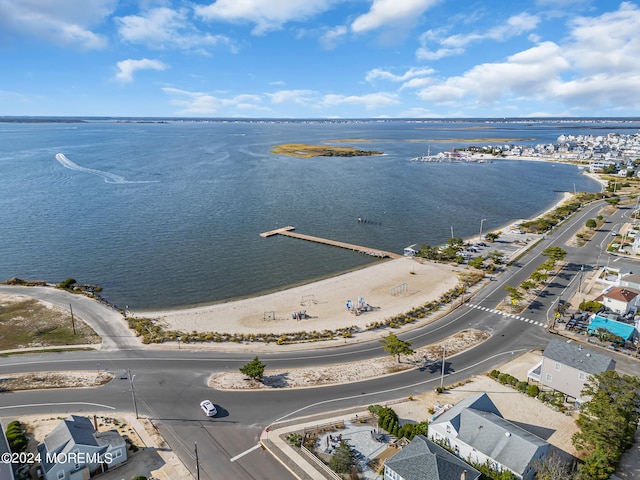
[[70, 304, 76, 335], [479, 218, 487, 242], [440, 345, 446, 389], [578, 265, 584, 306], [195, 441, 200, 480], [128, 369, 139, 419]]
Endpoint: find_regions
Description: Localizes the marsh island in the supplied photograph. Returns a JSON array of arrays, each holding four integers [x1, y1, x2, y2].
[[271, 143, 383, 158]]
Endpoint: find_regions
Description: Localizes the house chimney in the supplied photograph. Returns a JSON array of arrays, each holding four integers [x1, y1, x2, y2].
[[461, 470, 467, 480]]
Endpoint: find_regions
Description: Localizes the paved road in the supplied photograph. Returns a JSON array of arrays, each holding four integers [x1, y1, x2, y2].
[[0, 285, 141, 351], [1, 199, 638, 479]]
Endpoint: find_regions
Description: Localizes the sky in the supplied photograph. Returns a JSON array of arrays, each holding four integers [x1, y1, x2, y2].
[[1, 0, 640, 118]]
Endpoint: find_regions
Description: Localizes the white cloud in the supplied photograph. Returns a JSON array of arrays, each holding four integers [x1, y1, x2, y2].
[[417, 12, 539, 60], [418, 42, 569, 104], [365, 67, 434, 83], [115, 59, 168, 83], [0, 0, 113, 48], [195, 0, 334, 35], [162, 87, 265, 115], [442, 13, 540, 48], [322, 92, 400, 109], [412, 4, 640, 113], [564, 2, 640, 74], [266, 90, 316, 104], [351, 0, 440, 33], [319, 25, 348, 50], [116, 7, 236, 52]]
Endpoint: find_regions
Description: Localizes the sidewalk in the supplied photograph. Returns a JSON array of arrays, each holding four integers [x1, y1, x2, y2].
[[100, 415, 194, 480]]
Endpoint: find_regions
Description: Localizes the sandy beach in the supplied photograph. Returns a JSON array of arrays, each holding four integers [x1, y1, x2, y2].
[[136, 257, 463, 338]]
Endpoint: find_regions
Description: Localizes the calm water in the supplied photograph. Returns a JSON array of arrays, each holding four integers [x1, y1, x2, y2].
[[0, 119, 632, 309]]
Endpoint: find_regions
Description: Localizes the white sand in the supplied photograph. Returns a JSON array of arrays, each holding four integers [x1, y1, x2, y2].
[[136, 258, 463, 336]]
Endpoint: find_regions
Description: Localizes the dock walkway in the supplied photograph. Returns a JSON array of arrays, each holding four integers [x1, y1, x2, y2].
[[259, 226, 401, 259]]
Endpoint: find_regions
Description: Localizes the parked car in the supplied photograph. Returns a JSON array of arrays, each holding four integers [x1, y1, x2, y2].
[[200, 400, 217, 416], [611, 231, 617, 236]]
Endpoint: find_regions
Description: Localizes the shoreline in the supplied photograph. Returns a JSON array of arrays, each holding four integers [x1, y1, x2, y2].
[[131, 181, 581, 340]]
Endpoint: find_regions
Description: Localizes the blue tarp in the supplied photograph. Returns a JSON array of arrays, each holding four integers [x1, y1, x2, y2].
[[587, 315, 637, 342]]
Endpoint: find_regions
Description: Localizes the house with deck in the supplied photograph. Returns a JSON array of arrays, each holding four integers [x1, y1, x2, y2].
[[37, 415, 127, 480], [529, 339, 616, 405], [428, 394, 549, 480]]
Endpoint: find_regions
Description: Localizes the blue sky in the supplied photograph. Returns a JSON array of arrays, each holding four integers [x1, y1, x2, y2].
[[2, 0, 640, 118]]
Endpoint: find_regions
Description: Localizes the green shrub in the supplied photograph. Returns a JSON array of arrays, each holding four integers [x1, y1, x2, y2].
[[489, 369, 500, 379], [58, 278, 77, 289], [526, 384, 539, 397], [285, 433, 302, 446], [368, 404, 383, 416], [516, 381, 529, 393]]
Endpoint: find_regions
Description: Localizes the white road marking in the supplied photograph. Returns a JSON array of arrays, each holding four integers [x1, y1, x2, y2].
[[0, 402, 116, 410], [230, 443, 262, 462]]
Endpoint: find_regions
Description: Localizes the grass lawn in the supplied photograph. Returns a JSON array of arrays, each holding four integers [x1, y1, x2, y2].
[[0, 296, 100, 350]]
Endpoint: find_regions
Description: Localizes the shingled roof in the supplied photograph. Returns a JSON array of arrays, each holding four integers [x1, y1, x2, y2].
[[602, 286, 639, 302], [543, 339, 615, 375], [432, 394, 548, 478], [385, 435, 480, 480]]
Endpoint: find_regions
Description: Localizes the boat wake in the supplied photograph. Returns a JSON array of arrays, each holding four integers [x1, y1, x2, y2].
[[55, 153, 158, 184]]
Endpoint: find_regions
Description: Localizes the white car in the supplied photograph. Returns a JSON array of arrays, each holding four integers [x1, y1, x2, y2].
[[200, 400, 217, 417]]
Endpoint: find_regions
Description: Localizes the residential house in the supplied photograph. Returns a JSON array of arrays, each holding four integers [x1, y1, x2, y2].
[[618, 273, 640, 291], [594, 286, 639, 314], [37, 415, 127, 480], [428, 394, 549, 480], [384, 435, 480, 480], [532, 339, 616, 404]]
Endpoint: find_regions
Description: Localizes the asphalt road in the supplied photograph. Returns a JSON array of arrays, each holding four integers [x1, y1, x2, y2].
[[2, 199, 639, 479]]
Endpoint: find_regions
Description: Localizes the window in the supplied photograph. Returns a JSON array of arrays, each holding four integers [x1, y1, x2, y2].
[[579, 372, 585, 380], [554, 362, 561, 371], [115, 450, 122, 458], [57, 471, 65, 480], [446, 425, 451, 433], [546, 373, 553, 382]]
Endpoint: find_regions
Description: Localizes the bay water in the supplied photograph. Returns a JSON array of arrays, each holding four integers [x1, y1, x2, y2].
[[0, 119, 627, 309]]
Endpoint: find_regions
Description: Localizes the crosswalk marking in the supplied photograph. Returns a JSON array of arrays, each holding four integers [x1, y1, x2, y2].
[[466, 303, 545, 328]]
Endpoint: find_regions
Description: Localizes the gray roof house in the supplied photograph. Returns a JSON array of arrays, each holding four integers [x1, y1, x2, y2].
[[428, 394, 549, 480], [619, 272, 640, 291], [531, 339, 615, 404], [36, 415, 127, 480], [384, 435, 480, 480]]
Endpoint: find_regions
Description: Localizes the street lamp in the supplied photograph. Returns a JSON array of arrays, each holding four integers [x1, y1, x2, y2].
[[479, 218, 487, 242], [128, 369, 139, 419]]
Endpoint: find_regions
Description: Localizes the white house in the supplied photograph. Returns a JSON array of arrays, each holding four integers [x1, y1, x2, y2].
[[37, 415, 127, 480], [594, 286, 640, 315], [428, 394, 549, 480]]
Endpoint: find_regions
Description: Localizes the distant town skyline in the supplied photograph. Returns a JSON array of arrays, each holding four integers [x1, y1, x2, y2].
[[2, 1, 640, 118]]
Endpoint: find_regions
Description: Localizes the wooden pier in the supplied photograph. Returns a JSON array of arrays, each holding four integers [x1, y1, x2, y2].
[[259, 226, 402, 259]]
